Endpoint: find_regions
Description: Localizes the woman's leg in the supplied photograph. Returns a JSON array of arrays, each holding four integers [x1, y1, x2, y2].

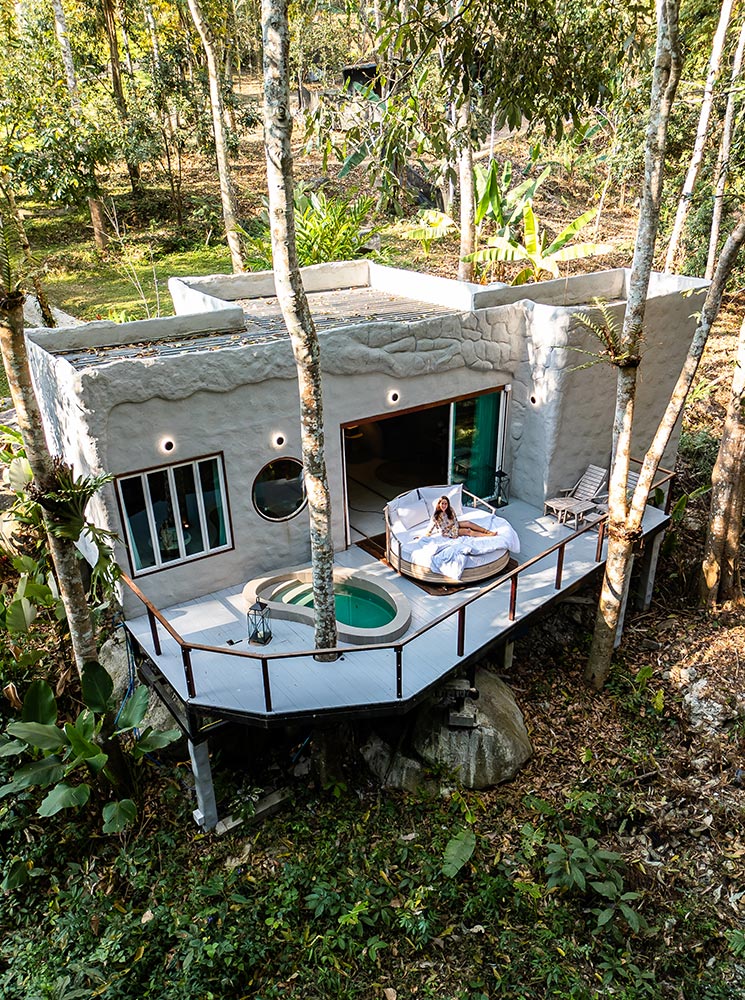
[[459, 520, 496, 536]]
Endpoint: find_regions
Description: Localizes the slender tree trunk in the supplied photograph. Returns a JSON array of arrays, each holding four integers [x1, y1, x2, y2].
[[701, 313, 745, 604], [143, 0, 162, 77], [0, 175, 55, 327], [51, 0, 109, 249], [262, 0, 337, 656], [457, 100, 474, 282], [186, 0, 245, 272], [706, 19, 745, 279], [0, 294, 97, 676], [102, 0, 143, 196], [586, 0, 682, 688], [664, 0, 734, 273]]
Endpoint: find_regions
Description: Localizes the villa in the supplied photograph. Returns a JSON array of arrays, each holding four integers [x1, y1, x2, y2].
[[27, 261, 707, 826]]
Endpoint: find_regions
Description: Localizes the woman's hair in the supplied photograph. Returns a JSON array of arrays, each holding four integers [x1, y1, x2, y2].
[[433, 495, 454, 522]]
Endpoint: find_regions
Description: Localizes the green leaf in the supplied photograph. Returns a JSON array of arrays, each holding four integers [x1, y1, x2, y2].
[[544, 208, 597, 255], [522, 204, 539, 257], [595, 906, 615, 928], [22, 679, 57, 725], [38, 782, 90, 816], [132, 727, 181, 759], [74, 708, 96, 742], [7, 721, 68, 752], [442, 828, 476, 877], [339, 142, 370, 178], [10, 755, 65, 790], [63, 722, 101, 762], [81, 661, 113, 714], [552, 241, 614, 263], [102, 798, 137, 834], [115, 686, 150, 732], [7, 596, 36, 633], [8, 456, 32, 492], [0, 737, 26, 757], [620, 903, 641, 932], [591, 880, 619, 899], [1, 858, 30, 891]]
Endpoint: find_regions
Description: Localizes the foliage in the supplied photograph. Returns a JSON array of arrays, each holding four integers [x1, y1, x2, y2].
[[468, 204, 613, 284], [0, 662, 180, 838], [240, 187, 380, 269]]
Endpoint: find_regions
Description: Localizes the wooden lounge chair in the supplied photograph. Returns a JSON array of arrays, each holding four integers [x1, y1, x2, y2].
[[544, 464, 607, 528], [592, 470, 642, 515]]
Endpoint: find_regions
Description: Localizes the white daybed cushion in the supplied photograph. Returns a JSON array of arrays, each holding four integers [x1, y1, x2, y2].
[[395, 498, 430, 531], [398, 510, 521, 568], [418, 483, 464, 517]]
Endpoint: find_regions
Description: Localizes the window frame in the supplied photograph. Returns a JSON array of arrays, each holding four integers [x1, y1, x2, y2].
[[116, 452, 233, 577], [252, 456, 308, 522]]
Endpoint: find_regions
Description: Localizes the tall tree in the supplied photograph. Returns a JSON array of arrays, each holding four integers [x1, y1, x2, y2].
[[701, 309, 745, 605], [186, 0, 245, 272], [664, 0, 734, 273], [262, 0, 337, 654], [456, 99, 474, 282], [0, 217, 98, 677], [49, 0, 109, 249], [705, 17, 745, 279], [585, 0, 682, 687], [101, 0, 143, 196]]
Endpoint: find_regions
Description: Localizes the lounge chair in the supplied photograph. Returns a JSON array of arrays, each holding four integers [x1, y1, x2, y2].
[[544, 464, 607, 528], [592, 470, 642, 515]]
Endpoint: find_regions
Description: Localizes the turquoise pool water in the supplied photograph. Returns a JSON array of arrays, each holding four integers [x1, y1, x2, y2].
[[274, 581, 396, 629]]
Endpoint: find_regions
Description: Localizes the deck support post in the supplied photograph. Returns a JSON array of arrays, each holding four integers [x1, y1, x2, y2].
[[635, 531, 664, 611], [188, 739, 219, 831], [613, 554, 635, 648], [497, 640, 514, 671]]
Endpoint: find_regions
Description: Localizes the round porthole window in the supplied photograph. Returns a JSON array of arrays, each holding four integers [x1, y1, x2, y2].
[[252, 458, 307, 521]]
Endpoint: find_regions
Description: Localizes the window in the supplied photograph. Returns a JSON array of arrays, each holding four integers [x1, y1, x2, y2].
[[118, 455, 231, 574], [252, 458, 306, 521]]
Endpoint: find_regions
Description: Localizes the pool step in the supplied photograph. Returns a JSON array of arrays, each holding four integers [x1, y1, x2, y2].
[[278, 583, 314, 606]]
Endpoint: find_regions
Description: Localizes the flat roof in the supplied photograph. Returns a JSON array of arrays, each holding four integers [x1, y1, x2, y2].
[[54, 287, 455, 369]]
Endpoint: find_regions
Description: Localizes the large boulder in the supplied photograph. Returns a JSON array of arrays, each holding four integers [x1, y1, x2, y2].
[[412, 670, 532, 789], [360, 734, 437, 794], [99, 632, 176, 734]]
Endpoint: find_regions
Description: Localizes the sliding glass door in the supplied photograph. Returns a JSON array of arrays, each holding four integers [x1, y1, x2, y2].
[[449, 390, 505, 499]]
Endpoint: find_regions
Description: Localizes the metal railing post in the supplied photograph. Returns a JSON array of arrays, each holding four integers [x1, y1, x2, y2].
[[555, 543, 565, 590], [395, 646, 403, 699], [509, 576, 517, 621], [181, 646, 196, 698], [457, 607, 466, 657], [261, 658, 272, 712], [595, 519, 606, 562], [147, 608, 161, 656]]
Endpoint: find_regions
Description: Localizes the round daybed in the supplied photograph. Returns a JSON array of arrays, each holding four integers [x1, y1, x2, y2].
[[384, 484, 521, 585]]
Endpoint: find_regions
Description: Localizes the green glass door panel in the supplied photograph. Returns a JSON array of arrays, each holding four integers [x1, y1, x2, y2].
[[451, 392, 501, 498]]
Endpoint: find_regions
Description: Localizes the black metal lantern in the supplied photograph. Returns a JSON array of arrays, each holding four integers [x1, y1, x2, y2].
[[248, 598, 272, 645], [494, 469, 511, 508]]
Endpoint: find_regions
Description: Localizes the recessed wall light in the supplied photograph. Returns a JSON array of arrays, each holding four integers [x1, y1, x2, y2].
[[387, 389, 400, 405], [271, 432, 286, 449], [159, 437, 175, 453]]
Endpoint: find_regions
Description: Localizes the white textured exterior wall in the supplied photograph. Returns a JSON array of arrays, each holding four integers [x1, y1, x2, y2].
[[26, 264, 708, 615]]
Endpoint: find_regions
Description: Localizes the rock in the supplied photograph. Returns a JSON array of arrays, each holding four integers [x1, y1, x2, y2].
[[360, 734, 437, 793], [98, 632, 175, 733], [412, 670, 532, 789]]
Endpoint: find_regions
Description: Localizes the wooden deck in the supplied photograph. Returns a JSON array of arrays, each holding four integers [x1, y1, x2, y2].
[[124, 499, 669, 726]]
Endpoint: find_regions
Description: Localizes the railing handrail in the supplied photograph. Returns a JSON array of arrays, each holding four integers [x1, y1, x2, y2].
[[121, 476, 673, 695]]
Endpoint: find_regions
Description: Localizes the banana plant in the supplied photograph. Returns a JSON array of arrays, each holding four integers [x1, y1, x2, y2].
[[405, 159, 549, 282], [468, 204, 614, 284]]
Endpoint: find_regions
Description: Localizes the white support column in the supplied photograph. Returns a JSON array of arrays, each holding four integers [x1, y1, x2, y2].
[[189, 739, 219, 830], [635, 532, 664, 611], [614, 554, 635, 648]]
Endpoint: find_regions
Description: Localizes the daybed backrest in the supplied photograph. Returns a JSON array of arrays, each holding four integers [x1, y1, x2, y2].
[[385, 483, 465, 533]]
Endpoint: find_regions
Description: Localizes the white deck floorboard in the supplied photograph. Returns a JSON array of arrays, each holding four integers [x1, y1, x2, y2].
[[125, 500, 668, 720]]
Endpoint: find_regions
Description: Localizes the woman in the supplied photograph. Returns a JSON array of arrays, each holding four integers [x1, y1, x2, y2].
[[424, 496, 497, 538]]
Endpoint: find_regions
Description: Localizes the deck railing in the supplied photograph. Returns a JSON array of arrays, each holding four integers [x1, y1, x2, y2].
[[121, 465, 673, 714]]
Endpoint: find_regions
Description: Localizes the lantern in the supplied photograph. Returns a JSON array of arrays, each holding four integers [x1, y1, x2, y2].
[[248, 598, 272, 645], [494, 469, 511, 508]]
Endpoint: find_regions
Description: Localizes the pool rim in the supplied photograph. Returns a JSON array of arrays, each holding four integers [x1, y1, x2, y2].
[[243, 566, 412, 646]]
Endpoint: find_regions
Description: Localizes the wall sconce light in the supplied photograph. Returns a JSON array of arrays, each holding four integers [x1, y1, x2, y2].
[[159, 437, 176, 454], [387, 388, 401, 406], [271, 432, 286, 449]]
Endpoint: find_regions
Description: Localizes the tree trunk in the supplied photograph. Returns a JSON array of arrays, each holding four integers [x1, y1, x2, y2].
[[706, 19, 745, 279], [186, 0, 245, 272], [51, 0, 109, 249], [701, 313, 745, 604], [586, 0, 682, 689], [0, 294, 97, 676], [457, 100, 474, 282], [664, 0, 734, 273], [262, 0, 337, 656], [102, 0, 143, 196], [0, 174, 56, 327]]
